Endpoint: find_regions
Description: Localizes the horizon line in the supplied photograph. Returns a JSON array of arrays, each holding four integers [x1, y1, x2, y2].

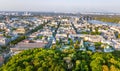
[[0, 10, 120, 13]]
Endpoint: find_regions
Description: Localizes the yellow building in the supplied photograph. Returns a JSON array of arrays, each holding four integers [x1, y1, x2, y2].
[[15, 27, 26, 34]]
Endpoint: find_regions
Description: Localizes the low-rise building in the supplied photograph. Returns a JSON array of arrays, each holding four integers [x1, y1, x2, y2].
[[0, 37, 10, 46]]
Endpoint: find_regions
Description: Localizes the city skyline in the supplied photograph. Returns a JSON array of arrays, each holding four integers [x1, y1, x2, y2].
[[0, 0, 120, 13]]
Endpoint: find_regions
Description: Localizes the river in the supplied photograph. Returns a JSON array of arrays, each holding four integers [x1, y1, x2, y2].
[[88, 20, 120, 27]]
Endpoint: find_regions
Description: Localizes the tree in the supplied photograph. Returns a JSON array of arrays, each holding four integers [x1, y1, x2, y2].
[[1, 48, 120, 71], [90, 59, 102, 71], [70, 39, 73, 46], [102, 65, 109, 71], [25, 66, 34, 71], [74, 44, 79, 49], [75, 40, 79, 45], [37, 67, 44, 71], [56, 40, 59, 45], [51, 45, 57, 50], [110, 65, 119, 71], [94, 42, 102, 49]]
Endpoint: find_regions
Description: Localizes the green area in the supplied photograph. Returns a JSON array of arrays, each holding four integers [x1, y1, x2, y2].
[[26, 22, 47, 35], [9, 35, 27, 45], [81, 31, 101, 35], [94, 16, 120, 23], [1, 48, 120, 71], [81, 27, 101, 35], [94, 42, 102, 47]]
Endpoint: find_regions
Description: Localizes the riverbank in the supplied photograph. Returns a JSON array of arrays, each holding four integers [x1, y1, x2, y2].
[[88, 20, 120, 27]]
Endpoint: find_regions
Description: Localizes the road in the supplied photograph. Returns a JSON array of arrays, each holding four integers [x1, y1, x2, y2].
[[45, 21, 61, 48], [2, 21, 50, 65]]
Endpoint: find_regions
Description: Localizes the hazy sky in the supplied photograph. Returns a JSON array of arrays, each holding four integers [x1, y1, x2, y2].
[[0, 0, 120, 13]]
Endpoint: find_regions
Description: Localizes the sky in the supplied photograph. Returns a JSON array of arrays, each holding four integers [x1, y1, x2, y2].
[[0, 0, 120, 13]]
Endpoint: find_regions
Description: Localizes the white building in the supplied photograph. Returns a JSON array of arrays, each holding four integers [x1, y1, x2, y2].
[[0, 37, 9, 46], [0, 23, 6, 29]]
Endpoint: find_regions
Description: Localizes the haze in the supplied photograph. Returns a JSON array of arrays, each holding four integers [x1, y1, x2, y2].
[[0, 0, 120, 13]]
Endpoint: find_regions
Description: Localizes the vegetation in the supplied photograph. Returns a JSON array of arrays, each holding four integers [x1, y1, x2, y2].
[[94, 42, 102, 49], [9, 35, 27, 45], [81, 31, 101, 35], [1, 48, 120, 71], [114, 31, 120, 39], [94, 16, 120, 23], [81, 27, 101, 35]]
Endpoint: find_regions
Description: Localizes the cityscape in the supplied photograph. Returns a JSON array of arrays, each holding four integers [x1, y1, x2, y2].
[[0, 0, 120, 71]]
